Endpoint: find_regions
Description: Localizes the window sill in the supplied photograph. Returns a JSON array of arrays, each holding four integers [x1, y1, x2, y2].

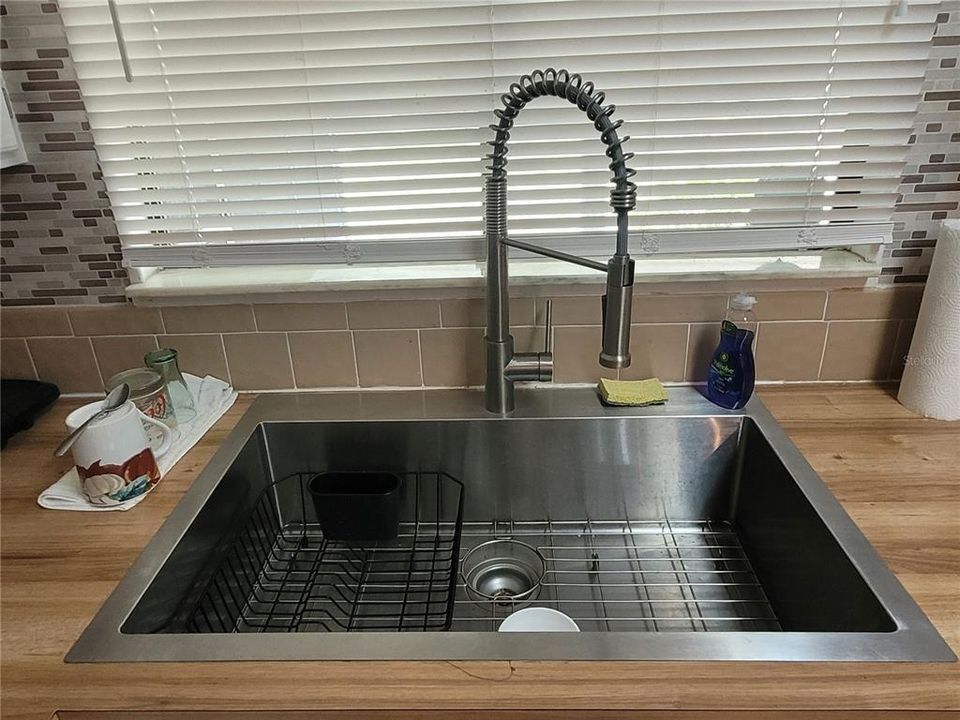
[[126, 249, 879, 306]]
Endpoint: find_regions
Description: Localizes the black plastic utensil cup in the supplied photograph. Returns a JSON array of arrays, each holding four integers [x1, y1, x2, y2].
[[308, 471, 402, 542]]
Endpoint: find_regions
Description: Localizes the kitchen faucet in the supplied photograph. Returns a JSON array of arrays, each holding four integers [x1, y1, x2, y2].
[[484, 68, 637, 414]]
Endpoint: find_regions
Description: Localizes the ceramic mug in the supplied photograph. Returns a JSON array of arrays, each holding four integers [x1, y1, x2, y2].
[[65, 400, 173, 506]]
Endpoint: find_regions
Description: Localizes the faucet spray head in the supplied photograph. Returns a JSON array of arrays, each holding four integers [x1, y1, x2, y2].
[[599, 254, 635, 369]]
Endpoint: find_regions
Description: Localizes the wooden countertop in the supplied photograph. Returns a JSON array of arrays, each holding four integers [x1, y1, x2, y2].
[[2, 385, 958, 719]]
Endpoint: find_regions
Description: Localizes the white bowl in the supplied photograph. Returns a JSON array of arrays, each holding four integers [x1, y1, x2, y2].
[[497, 607, 580, 632]]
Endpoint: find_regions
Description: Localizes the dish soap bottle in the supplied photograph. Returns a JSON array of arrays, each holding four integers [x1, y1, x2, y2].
[[706, 293, 757, 409]]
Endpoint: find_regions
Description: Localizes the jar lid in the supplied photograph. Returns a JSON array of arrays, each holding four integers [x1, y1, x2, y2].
[[106, 367, 164, 397]]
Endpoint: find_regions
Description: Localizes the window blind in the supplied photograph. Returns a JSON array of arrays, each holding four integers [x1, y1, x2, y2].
[[59, 0, 939, 268]]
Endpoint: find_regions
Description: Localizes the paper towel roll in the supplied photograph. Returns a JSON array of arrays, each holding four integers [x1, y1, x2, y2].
[[898, 219, 960, 420]]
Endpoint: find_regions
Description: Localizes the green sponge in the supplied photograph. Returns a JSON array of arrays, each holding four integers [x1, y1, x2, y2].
[[598, 377, 668, 407]]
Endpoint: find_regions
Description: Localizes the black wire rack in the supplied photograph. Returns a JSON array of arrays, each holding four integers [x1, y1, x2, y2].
[[186, 470, 464, 633]]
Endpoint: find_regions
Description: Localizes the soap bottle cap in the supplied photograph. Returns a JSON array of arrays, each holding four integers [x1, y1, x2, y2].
[[730, 292, 757, 311]]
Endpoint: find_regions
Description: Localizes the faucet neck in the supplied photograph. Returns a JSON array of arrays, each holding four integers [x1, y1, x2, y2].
[[483, 68, 638, 414]]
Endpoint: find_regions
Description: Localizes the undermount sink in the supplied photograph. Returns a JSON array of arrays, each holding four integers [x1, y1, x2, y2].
[[67, 387, 954, 662]]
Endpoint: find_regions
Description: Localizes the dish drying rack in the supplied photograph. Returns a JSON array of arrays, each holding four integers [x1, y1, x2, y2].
[[186, 470, 464, 633]]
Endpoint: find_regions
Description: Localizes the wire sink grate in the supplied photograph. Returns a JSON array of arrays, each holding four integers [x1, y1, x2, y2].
[[452, 519, 781, 632], [187, 470, 464, 633]]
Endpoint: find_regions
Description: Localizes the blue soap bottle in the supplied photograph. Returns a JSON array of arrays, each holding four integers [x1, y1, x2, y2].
[[707, 293, 757, 410]]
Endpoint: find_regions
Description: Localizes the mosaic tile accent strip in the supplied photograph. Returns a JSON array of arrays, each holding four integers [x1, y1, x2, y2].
[[0, 0, 125, 306], [884, 1, 960, 284]]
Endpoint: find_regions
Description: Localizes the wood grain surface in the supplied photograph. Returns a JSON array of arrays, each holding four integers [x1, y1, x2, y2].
[[2, 385, 958, 719]]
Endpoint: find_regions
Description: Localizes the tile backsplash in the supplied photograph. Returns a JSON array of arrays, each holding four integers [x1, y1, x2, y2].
[[0, 287, 923, 393], [883, 3, 960, 283], [0, 0, 124, 306]]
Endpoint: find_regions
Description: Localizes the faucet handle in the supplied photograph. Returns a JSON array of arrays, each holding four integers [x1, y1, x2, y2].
[[543, 299, 553, 355]]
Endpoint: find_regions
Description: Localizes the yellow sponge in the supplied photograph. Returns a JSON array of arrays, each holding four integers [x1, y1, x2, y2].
[[598, 377, 668, 407]]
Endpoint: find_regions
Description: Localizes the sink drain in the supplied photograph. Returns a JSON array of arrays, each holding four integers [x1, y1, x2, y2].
[[461, 539, 546, 608]]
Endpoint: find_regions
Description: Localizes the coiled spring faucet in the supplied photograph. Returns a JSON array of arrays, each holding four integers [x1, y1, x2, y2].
[[484, 68, 637, 414]]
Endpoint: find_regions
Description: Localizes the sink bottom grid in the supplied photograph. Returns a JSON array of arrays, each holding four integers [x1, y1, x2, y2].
[[452, 519, 781, 632]]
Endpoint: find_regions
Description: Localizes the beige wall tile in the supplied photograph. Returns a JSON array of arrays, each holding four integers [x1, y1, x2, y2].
[[27, 337, 102, 392], [157, 334, 229, 381], [552, 293, 819, 326], [825, 286, 924, 320], [686, 323, 720, 382], [440, 298, 534, 327], [92, 335, 159, 384], [755, 322, 827, 381], [619, 324, 688, 382], [0, 307, 72, 337], [353, 330, 422, 387], [889, 319, 916, 381], [820, 320, 900, 381], [347, 300, 440, 329], [510, 325, 546, 356], [420, 328, 484, 387], [753, 291, 826, 320], [68, 305, 163, 336], [634, 294, 728, 323], [161, 305, 255, 333], [549, 296, 606, 326], [0, 338, 37, 380], [553, 326, 618, 382], [222, 333, 293, 390], [254, 303, 347, 331], [288, 331, 357, 388]]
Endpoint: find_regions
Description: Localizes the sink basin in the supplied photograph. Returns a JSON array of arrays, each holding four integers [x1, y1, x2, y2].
[[67, 387, 954, 662]]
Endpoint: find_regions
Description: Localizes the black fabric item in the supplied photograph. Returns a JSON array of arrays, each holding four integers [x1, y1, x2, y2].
[[1, 379, 60, 449]]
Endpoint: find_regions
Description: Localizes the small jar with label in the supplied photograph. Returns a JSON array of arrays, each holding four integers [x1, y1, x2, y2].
[[105, 368, 177, 432]]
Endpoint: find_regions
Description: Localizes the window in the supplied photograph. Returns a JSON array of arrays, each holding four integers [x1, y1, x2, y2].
[[60, 0, 940, 270]]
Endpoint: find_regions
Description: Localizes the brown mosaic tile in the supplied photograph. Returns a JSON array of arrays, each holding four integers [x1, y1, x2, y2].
[[39, 141, 93, 151], [31, 288, 87, 297], [21, 80, 77, 91], [0, 60, 64, 70], [923, 90, 960, 101], [26, 101, 83, 112], [918, 163, 960, 173]]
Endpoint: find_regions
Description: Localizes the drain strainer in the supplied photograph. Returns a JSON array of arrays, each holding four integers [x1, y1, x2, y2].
[[461, 538, 546, 607]]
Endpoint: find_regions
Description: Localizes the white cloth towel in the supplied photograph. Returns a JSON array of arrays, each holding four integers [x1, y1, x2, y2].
[[38, 374, 237, 511]]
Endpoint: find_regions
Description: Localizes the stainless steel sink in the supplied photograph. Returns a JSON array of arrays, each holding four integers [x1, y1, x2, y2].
[[67, 387, 954, 662]]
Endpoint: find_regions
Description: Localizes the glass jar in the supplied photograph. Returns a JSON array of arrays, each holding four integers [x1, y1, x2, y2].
[[105, 368, 176, 439], [144, 348, 197, 424]]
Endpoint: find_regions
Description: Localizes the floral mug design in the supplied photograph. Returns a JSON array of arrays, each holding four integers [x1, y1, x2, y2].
[[65, 400, 173, 506]]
